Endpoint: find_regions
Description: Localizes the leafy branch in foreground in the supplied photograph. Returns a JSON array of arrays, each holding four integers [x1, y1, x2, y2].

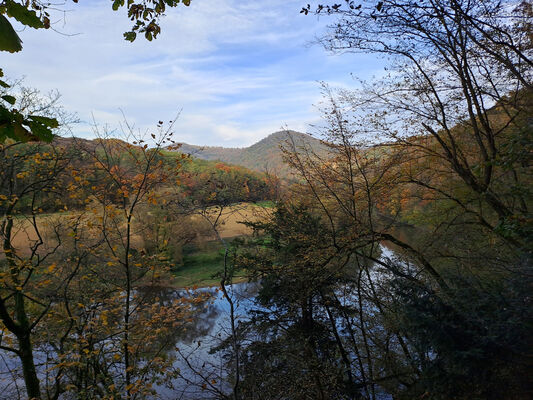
[[1, 0, 192, 142], [0, 70, 58, 143]]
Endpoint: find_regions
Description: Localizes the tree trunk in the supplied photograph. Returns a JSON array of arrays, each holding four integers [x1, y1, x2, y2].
[[18, 332, 41, 399]]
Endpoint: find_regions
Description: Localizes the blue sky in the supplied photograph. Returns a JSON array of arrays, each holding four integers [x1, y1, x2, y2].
[[3, 0, 384, 147]]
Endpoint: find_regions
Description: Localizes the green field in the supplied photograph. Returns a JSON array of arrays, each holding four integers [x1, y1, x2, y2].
[[171, 239, 247, 288]]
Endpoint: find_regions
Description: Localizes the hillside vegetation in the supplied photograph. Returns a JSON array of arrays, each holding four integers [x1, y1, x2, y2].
[[0, 137, 276, 215], [176, 130, 330, 178]]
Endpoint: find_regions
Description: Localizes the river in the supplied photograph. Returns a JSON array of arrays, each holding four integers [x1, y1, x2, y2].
[[0, 245, 401, 399]]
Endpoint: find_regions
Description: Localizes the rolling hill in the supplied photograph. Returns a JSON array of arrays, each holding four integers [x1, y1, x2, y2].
[[176, 130, 329, 178]]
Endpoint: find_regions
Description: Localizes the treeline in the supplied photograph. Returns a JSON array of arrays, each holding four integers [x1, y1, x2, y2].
[[0, 138, 276, 216], [177, 158, 276, 206]]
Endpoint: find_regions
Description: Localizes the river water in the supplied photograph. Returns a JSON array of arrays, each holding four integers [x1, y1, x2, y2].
[[0, 245, 400, 399], [0, 282, 261, 400], [155, 282, 260, 399]]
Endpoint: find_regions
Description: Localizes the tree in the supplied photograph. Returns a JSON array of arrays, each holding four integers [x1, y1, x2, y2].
[[65, 121, 198, 399], [233, 202, 357, 399], [0, 141, 73, 399], [0, 116, 218, 398], [269, 0, 533, 397], [308, 0, 532, 247], [0, 86, 80, 398]]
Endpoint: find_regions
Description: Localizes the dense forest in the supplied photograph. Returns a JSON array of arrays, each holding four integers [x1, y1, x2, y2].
[[0, 0, 532, 399]]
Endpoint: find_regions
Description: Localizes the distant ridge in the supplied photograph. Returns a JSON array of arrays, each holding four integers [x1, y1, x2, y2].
[[176, 130, 328, 178]]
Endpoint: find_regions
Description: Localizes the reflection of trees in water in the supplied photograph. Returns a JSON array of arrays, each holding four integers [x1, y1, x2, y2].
[[180, 299, 221, 344], [134, 286, 221, 351], [0, 286, 227, 399], [0, 281, 263, 399], [160, 283, 260, 399]]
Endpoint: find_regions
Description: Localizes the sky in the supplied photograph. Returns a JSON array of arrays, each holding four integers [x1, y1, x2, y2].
[[2, 0, 384, 147]]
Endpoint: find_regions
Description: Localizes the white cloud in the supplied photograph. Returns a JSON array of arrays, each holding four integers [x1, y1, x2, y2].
[[2, 0, 383, 147]]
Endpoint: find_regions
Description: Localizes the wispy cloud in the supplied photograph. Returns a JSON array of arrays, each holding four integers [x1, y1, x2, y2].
[[3, 0, 383, 146]]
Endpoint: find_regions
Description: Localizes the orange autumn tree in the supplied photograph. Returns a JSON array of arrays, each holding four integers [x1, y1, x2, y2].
[[61, 122, 211, 399], [0, 140, 74, 399], [0, 122, 212, 399]]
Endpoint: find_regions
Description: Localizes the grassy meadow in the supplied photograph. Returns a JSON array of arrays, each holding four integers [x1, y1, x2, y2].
[[4, 202, 272, 288]]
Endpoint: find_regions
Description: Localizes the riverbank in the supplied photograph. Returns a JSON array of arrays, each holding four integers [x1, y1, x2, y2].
[[171, 238, 248, 288], [170, 202, 272, 287]]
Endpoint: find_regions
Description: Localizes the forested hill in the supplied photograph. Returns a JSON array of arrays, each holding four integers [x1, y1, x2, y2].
[[8, 135, 279, 214], [176, 130, 329, 178]]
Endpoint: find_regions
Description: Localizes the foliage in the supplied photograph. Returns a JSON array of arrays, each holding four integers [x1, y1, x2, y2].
[[0, 124, 218, 399], [0, 0, 192, 52], [389, 269, 533, 399], [227, 202, 372, 399], [0, 71, 59, 142], [0, 1, 531, 398], [178, 161, 273, 208], [119, 0, 192, 42], [0, 0, 191, 142], [216, 1, 533, 399], [0, 0, 45, 53], [2, 137, 275, 216]]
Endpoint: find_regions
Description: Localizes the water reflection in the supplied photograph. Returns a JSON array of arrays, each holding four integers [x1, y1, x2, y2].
[[149, 282, 260, 399], [137, 282, 259, 345], [1, 246, 398, 399], [0, 282, 259, 400]]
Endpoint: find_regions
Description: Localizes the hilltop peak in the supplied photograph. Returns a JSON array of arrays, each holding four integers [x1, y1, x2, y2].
[[175, 130, 327, 178]]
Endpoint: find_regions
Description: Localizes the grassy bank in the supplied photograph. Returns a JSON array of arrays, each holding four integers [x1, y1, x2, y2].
[[171, 239, 246, 288], [170, 202, 272, 287], [172, 240, 224, 287]]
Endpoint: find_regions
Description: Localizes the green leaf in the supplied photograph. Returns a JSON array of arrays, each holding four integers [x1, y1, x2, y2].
[[0, 105, 57, 143], [124, 31, 137, 42], [26, 119, 54, 142], [112, 0, 125, 11], [13, 122, 33, 141], [0, 69, 9, 88], [29, 115, 59, 129], [1, 95, 16, 105], [0, 14, 23, 53], [0, 104, 11, 120], [5, 0, 45, 29]]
